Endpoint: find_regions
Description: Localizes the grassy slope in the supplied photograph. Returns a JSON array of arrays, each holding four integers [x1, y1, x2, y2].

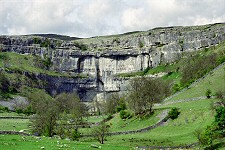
[[0, 59, 224, 149], [104, 99, 216, 147], [168, 64, 225, 101], [0, 36, 224, 149], [107, 111, 160, 132], [0, 53, 43, 73], [0, 52, 80, 77]]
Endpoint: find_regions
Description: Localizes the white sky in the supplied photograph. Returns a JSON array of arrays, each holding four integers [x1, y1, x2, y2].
[[0, 0, 225, 38]]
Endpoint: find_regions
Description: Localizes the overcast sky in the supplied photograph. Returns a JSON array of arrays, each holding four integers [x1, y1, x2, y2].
[[0, 0, 225, 38]]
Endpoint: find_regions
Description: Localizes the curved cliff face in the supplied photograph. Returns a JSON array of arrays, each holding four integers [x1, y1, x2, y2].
[[0, 23, 225, 101]]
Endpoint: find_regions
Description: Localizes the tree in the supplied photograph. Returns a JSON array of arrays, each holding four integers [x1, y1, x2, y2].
[[29, 90, 88, 138], [92, 122, 110, 144], [54, 92, 88, 140], [30, 99, 59, 137], [29, 90, 58, 136], [104, 93, 126, 114], [127, 77, 171, 114], [55, 92, 88, 125]]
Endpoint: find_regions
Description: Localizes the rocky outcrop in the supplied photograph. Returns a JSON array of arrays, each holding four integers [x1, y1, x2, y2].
[[0, 23, 225, 101]]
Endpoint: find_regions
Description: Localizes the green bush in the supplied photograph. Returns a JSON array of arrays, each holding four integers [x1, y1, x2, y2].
[[70, 129, 81, 141], [120, 110, 133, 119], [172, 83, 181, 93], [33, 37, 42, 44], [138, 41, 144, 48], [168, 107, 180, 120], [40, 39, 51, 48], [74, 42, 88, 51], [214, 107, 225, 132], [0, 106, 9, 113], [217, 55, 225, 64], [206, 89, 212, 98], [43, 56, 52, 70], [23, 105, 35, 116], [16, 108, 23, 114], [107, 114, 113, 120], [116, 103, 126, 112], [143, 67, 150, 75]]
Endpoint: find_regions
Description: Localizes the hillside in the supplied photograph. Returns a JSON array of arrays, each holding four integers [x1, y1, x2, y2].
[[0, 22, 225, 101], [0, 23, 225, 149], [0, 58, 224, 149]]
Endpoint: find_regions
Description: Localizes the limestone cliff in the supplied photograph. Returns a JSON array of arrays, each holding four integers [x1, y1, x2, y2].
[[0, 23, 225, 101]]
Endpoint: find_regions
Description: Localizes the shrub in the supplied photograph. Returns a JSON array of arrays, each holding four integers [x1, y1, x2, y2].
[[107, 114, 113, 120], [143, 67, 150, 75], [70, 129, 81, 141], [3, 107, 9, 112], [206, 89, 212, 98], [168, 107, 180, 120], [33, 37, 42, 44], [138, 40, 144, 48], [43, 56, 52, 70], [40, 39, 51, 48], [214, 107, 225, 132], [0, 106, 9, 113], [217, 55, 225, 64], [120, 110, 133, 119], [74, 42, 88, 51], [23, 105, 35, 116], [16, 108, 23, 114], [172, 83, 181, 93], [116, 102, 126, 113]]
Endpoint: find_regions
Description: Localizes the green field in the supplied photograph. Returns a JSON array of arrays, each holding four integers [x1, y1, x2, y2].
[[0, 135, 129, 150], [0, 118, 30, 132]]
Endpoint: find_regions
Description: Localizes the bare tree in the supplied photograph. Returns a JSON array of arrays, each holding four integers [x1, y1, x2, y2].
[[92, 122, 110, 144]]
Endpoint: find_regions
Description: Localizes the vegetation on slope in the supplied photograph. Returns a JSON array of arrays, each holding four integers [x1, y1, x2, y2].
[[0, 67, 225, 149], [0, 52, 88, 99], [0, 33, 225, 149], [116, 40, 225, 95], [0, 52, 85, 77]]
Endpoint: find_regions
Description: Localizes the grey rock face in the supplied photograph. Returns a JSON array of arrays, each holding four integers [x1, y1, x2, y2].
[[1, 23, 225, 101]]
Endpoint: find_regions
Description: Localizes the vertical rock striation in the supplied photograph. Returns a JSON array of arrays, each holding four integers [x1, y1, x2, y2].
[[0, 23, 225, 101]]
